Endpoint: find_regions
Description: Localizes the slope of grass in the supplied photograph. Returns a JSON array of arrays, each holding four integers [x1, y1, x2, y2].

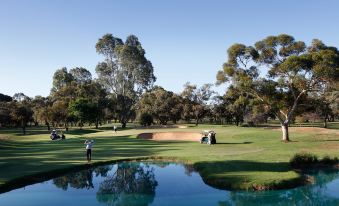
[[0, 123, 338, 191]]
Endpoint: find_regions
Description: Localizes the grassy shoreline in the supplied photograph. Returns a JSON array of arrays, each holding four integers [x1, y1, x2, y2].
[[0, 124, 338, 192]]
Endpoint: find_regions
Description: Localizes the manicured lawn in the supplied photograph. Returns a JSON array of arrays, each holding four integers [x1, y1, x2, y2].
[[0, 123, 338, 191]]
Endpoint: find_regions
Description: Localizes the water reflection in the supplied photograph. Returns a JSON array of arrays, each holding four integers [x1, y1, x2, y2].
[[221, 169, 339, 206], [1, 162, 338, 206], [51, 162, 158, 206], [96, 163, 158, 206], [50, 163, 338, 206], [53, 166, 112, 190]]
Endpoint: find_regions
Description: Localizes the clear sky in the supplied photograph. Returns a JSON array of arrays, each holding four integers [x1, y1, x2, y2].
[[0, 0, 338, 97]]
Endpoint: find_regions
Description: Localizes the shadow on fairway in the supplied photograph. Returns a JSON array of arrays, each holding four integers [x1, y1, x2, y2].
[[217, 142, 253, 145], [0, 127, 103, 136], [0, 134, 179, 193]]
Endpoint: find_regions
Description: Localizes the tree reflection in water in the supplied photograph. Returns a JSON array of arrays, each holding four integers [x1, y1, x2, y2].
[[96, 162, 158, 206], [218, 169, 339, 206], [50, 162, 338, 206], [53, 166, 112, 190], [52, 162, 158, 205]]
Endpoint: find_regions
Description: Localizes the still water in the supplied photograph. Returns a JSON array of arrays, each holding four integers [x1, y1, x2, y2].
[[0, 162, 338, 206]]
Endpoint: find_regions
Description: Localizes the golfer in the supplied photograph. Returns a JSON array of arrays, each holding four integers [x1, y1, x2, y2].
[[84, 140, 94, 162]]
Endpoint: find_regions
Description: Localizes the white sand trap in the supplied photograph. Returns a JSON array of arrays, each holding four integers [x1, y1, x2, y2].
[[137, 132, 202, 142]]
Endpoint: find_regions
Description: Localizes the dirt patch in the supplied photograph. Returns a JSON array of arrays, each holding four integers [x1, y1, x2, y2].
[[137, 132, 202, 141], [0, 135, 10, 141]]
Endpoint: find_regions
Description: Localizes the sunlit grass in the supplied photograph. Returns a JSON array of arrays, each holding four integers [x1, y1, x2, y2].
[[0, 123, 338, 190]]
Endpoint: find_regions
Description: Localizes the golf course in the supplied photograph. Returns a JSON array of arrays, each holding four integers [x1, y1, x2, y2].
[[1, 1, 339, 205], [1, 123, 338, 193]]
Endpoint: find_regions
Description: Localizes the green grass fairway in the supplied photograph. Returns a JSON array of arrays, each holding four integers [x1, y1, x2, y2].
[[0, 124, 338, 191]]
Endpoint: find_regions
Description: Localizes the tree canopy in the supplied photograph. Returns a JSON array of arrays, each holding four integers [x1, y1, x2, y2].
[[95, 34, 156, 127], [216, 34, 339, 141]]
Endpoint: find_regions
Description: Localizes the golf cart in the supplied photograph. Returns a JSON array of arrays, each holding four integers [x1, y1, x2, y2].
[[50, 129, 66, 140], [200, 130, 216, 145]]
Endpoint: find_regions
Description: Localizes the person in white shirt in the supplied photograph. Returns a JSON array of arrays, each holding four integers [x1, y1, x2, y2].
[[84, 140, 94, 162]]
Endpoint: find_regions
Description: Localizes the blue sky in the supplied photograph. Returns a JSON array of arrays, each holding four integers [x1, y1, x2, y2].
[[0, 0, 338, 97]]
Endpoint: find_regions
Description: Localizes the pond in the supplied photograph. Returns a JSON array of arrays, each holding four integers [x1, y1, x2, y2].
[[0, 162, 338, 206]]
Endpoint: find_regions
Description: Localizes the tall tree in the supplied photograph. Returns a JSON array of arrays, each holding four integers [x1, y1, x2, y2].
[[0, 93, 12, 102], [217, 35, 339, 141], [0, 93, 12, 127], [77, 80, 108, 128], [96, 34, 156, 128], [69, 67, 92, 85], [69, 98, 97, 129], [52, 67, 74, 92], [137, 86, 182, 125], [181, 83, 214, 125], [223, 86, 251, 126], [9, 98, 33, 134], [33, 96, 53, 130]]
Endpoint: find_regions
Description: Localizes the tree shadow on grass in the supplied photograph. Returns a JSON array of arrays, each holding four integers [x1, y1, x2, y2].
[[0, 127, 103, 136], [0, 134, 179, 193], [217, 142, 252, 145], [65, 129, 101, 136]]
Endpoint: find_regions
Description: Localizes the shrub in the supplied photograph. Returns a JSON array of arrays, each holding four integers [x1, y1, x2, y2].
[[139, 113, 153, 126], [240, 123, 249, 127], [290, 152, 318, 168], [320, 156, 339, 165]]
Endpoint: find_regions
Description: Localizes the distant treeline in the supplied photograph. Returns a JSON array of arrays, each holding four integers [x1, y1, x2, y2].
[[0, 34, 338, 142]]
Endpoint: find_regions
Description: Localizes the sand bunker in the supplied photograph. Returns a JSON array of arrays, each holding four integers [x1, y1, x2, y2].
[[135, 125, 187, 129], [137, 132, 202, 142]]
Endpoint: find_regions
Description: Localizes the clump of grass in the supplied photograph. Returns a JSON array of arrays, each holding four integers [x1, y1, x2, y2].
[[290, 153, 339, 169], [290, 152, 318, 168]]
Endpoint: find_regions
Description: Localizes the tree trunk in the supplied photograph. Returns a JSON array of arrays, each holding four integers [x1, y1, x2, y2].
[[64, 122, 69, 131], [121, 121, 126, 128], [22, 126, 26, 135], [195, 118, 199, 126], [323, 117, 327, 128], [95, 118, 99, 129], [281, 123, 290, 142], [46, 122, 50, 131]]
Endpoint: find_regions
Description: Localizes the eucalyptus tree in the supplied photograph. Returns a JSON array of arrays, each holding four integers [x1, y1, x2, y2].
[[217, 34, 339, 141], [68, 98, 97, 129], [137, 86, 182, 125], [31, 96, 52, 128], [77, 80, 108, 128], [327, 83, 339, 120], [95, 34, 156, 128], [181, 83, 214, 125], [0, 93, 13, 127], [223, 86, 251, 126], [0, 93, 12, 102], [310, 81, 339, 128], [50, 67, 107, 129], [0, 103, 11, 127], [9, 93, 33, 134], [70, 67, 92, 85], [210, 96, 229, 125], [52, 67, 74, 92]]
